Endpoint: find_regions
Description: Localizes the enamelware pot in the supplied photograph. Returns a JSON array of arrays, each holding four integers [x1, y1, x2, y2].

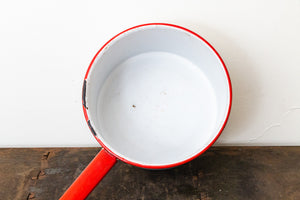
[[60, 23, 232, 200]]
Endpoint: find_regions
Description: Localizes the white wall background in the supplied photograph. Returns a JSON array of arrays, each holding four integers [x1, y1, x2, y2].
[[0, 0, 299, 147]]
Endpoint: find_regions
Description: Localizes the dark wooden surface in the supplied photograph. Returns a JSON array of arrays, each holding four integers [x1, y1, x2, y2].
[[0, 147, 299, 200]]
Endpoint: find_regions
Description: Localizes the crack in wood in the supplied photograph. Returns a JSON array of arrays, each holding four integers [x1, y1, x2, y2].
[[42, 152, 50, 160], [26, 151, 51, 198], [26, 192, 35, 199], [31, 170, 45, 180]]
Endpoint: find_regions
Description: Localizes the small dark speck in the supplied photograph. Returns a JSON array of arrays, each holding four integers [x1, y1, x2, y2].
[[132, 105, 136, 108]]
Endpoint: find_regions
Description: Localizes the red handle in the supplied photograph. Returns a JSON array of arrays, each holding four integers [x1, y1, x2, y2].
[[60, 149, 116, 200]]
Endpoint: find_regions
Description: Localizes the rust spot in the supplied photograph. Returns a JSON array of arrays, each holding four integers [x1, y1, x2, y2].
[[132, 105, 136, 108]]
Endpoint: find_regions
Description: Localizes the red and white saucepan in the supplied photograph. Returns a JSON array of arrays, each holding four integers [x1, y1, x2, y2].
[[60, 23, 232, 200]]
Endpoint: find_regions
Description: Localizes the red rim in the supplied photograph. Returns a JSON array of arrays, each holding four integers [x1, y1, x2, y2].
[[82, 23, 232, 169]]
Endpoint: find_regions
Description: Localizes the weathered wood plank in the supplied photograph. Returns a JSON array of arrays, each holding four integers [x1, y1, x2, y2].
[[0, 147, 299, 200]]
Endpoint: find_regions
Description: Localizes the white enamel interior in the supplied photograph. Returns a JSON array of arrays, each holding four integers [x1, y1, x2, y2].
[[86, 25, 230, 166]]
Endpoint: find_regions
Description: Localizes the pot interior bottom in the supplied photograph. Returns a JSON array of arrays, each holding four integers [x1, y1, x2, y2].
[[96, 51, 218, 165]]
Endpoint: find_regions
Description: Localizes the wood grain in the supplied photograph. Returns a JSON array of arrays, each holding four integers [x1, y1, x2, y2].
[[0, 147, 299, 200]]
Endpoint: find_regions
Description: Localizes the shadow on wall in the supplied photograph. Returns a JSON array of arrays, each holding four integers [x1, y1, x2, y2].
[[176, 21, 262, 144]]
